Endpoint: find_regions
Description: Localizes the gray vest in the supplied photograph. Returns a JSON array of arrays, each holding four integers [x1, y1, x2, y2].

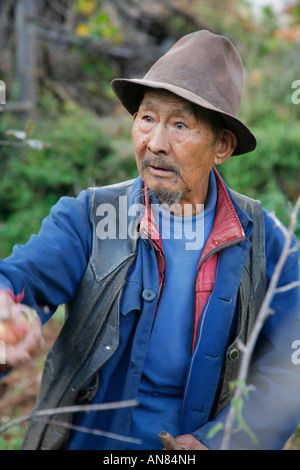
[[22, 180, 267, 450]]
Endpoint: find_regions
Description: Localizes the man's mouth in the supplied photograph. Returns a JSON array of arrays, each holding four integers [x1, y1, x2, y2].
[[141, 159, 178, 178], [148, 165, 174, 176]]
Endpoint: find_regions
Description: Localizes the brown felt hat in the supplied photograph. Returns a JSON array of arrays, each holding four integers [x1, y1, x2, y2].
[[111, 30, 256, 156]]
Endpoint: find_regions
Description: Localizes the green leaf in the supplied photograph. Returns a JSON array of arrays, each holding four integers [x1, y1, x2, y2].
[[207, 422, 224, 440], [229, 379, 250, 400], [231, 397, 258, 445]]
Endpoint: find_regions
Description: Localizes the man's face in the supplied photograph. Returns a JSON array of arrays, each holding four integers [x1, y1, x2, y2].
[[132, 90, 223, 212]]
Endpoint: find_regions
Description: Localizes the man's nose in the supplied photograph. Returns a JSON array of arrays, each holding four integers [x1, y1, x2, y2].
[[147, 123, 171, 155]]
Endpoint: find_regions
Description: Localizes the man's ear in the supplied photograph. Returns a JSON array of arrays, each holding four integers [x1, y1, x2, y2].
[[214, 129, 238, 165]]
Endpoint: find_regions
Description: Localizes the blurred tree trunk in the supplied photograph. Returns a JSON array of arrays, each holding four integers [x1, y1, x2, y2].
[[15, 0, 37, 112]]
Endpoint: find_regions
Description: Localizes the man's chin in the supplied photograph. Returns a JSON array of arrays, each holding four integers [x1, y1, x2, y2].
[[148, 186, 183, 207]]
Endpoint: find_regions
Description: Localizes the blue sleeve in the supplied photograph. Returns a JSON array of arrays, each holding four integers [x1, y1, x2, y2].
[[0, 190, 93, 324], [193, 209, 300, 449]]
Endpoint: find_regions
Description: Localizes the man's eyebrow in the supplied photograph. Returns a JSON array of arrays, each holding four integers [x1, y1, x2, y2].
[[172, 107, 194, 116]]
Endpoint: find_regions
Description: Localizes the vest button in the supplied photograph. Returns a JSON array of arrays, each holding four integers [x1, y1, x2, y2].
[[142, 288, 156, 302], [105, 345, 112, 351], [228, 348, 240, 361]]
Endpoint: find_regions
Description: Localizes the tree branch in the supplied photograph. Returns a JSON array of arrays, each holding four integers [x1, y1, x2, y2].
[[220, 195, 300, 450], [33, 416, 142, 445], [0, 399, 138, 434], [274, 280, 300, 294]]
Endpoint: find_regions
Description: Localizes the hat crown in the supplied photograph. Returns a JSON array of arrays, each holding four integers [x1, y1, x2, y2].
[[144, 30, 243, 117], [111, 29, 257, 155]]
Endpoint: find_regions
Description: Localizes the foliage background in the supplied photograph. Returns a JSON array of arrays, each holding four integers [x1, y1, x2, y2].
[[0, 0, 299, 258], [0, 0, 299, 450]]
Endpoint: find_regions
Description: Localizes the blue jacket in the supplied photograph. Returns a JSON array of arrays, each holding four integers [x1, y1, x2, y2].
[[0, 174, 300, 450]]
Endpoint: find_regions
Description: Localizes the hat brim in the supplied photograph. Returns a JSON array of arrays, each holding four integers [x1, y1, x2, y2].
[[111, 78, 256, 156]]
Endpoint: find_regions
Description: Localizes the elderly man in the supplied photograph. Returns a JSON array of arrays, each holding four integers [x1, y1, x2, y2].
[[0, 30, 299, 451]]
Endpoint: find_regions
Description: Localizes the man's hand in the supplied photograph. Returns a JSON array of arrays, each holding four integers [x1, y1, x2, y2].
[[173, 434, 209, 450], [0, 291, 44, 368]]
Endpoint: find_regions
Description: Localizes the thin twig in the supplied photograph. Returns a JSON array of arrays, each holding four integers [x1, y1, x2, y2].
[[0, 140, 25, 147], [274, 280, 300, 294], [0, 399, 138, 434], [221, 196, 300, 450], [33, 416, 142, 445]]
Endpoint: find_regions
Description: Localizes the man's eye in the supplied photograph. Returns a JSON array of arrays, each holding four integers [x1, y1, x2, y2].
[[142, 115, 153, 123], [175, 122, 187, 129]]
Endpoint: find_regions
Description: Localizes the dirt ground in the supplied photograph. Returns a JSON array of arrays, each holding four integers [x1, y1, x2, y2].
[[0, 316, 299, 450]]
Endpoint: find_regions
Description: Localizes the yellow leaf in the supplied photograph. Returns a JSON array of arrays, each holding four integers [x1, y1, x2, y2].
[[76, 23, 90, 37], [77, 0, 97, 16]]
